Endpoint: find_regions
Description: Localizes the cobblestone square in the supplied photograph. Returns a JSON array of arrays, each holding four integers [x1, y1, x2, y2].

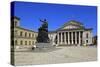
[[13, 46, 97, 66]]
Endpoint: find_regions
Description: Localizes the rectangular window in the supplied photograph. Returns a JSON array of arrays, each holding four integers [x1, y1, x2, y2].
[[20, 40, 23, 45], [20, 31, 23, 37], [29, 41, 31, 45], [29, 33, 31, 37], [25, 41, 27, 45], [25, 32, 27, 37]]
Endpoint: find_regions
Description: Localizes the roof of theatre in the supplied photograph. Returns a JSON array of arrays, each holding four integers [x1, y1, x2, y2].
[[53, 20, 92, 32], [57, 20, 84, 30], [64, 20, 83, 26]]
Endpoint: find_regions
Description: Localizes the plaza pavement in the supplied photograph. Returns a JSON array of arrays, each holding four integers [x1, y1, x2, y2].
[[13, 46, 97, 66]]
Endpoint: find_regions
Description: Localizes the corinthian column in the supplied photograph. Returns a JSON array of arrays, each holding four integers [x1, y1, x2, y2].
[[78, 31, 81, 46], [61, 32, 62, 44], [64, 32, 67, 44], [68, 32, 70, 44], [57, 32, 59, 45], [71, 32, 73, 44], [75, 32, 77, 44]]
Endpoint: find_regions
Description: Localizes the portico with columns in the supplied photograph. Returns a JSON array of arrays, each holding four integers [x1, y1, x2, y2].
[[48, 20, 93, 46], [57, 31, 83, 46]]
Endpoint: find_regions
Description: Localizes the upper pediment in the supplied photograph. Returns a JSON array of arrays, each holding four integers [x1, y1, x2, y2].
[[62, 25, 80, 29], [58, 20, 84, 30]]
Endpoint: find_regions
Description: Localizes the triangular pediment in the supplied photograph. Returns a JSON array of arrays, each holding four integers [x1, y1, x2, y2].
[[58, 20, 84, 30], [62, 25, 80, 29]]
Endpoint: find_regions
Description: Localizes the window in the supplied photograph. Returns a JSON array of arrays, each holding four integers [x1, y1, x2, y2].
[[29, 33, 31, 37], [20, 31, 23, 37], [20, 40, 23, 45], [25, 32, 27, 37], [29, 41, 31, 45], [25, 41, 27, 45], [86, 33, 88, 38]]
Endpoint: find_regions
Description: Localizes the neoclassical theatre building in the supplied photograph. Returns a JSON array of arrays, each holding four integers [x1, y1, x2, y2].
[[48, 20, 93, 46], [11, 16, 93, 47]]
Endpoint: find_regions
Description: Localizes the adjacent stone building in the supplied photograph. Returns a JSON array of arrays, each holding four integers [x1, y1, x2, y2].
[[11, 16, 37, 48]]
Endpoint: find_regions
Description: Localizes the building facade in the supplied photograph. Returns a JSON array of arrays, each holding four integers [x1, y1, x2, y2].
[[48, 20, 93, 46], [11, 17, 37, 48], [11, 17, 93, 47]]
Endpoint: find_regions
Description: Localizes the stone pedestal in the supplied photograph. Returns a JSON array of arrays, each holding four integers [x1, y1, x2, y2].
[[34, 43, 55, 52], [36, 43, 52, 48]]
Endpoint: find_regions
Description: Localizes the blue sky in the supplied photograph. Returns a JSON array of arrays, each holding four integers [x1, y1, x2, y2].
[[11, 1, 97, 36]]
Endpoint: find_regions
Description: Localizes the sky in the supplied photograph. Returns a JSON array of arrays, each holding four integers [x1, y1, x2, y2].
[[11, 1, 97, 36]]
